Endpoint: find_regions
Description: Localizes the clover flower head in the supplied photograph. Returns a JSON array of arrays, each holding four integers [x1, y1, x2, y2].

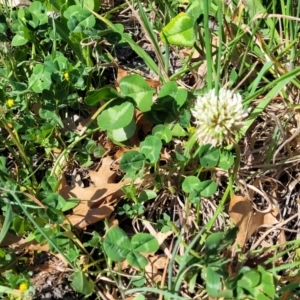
[[191, 88, 249, 147]]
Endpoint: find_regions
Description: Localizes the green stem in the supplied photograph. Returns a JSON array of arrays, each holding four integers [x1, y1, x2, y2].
[[199, 179, 231, 245], [7, 190, 75, 269], [203, 0, 213, 89], [1, 120, 32, 170], [196, 202, 200, 224], [183, 132, 197, 158], [0, 134, 23, 167], [230, 143, 241, 194], [51, 99, 114, 177], [199, 143, 241, 244], [167, 221, 201, 258]]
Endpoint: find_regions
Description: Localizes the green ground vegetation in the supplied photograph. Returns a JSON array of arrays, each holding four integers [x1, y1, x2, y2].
[[0, 0, 300, 299]]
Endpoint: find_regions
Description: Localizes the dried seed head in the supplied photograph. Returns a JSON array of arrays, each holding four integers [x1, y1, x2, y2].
[[0, 105, 8, 120]]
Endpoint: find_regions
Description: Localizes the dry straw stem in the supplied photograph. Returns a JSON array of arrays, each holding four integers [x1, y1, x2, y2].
[[253, 13, 300, 22], [250, 213, 297, 250]]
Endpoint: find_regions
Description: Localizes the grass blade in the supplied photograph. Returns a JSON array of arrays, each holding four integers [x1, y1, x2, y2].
[[89, 10, 159, 77], [0, 200, 12, 245]]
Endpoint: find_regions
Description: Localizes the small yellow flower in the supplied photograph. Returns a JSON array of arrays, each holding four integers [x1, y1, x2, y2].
[[19, 282, 28, 292], [6, 99, 14, 107], [63, 72, 70, 81], [187, 126, 196, 133]]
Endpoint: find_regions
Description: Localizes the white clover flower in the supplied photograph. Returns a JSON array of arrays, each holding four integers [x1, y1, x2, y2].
[[191, 88, 249, 147]]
